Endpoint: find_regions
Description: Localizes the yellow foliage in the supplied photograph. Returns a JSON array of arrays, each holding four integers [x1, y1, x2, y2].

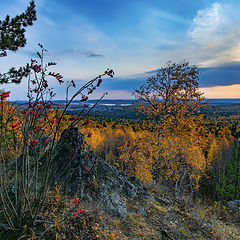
[[119, 131, 155, 183], [151, 203, 167, 213]]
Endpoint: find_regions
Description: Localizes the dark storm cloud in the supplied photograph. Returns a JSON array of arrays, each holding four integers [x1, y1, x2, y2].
[[199, 62, 240, 87], [101, 62, 240, 91]]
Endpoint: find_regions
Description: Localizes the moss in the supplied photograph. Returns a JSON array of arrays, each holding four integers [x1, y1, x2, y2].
[[151, 203, 167, 213]]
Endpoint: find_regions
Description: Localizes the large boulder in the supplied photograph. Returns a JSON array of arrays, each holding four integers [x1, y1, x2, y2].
[[52, 127, 152, 218]]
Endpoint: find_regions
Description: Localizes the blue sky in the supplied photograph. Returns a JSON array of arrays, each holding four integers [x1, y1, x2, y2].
[[1, 0, 240, 99]]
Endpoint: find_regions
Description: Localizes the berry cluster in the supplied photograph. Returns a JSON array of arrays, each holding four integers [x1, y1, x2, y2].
[[0, 91, 10, 101]]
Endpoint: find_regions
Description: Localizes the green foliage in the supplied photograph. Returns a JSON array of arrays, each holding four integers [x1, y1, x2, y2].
[[0, 1, 36, 84], [217, 141, 240, 200], [0, 64, 31, 84], [0, 45, 114, 238], [0, 1, 36, 57]]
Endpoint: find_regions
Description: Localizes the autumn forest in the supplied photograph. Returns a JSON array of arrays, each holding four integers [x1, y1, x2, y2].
[[1, 1, 240, 239]]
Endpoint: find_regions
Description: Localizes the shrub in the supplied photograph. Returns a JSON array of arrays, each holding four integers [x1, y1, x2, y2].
[[0, 44, 114, 238]]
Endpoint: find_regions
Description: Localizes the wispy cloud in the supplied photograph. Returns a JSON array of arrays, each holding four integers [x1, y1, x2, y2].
[[101, 62, 240, 92], [3, 0, 240, 99], [51, 49, 104, 58], [188, 2, 240, 66], [83, 52, 104, 58], [189, 3, 224, 45]]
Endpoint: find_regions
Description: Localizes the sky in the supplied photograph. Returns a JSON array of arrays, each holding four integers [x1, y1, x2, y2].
[[1, 0, 240, 99]]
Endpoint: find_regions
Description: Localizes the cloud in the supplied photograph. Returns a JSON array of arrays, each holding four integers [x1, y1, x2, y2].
[[100, 77, 144, 91], [190, 2, 224, 44], [199, 62, 240, 87], [101, 62, 240, 92], [41, 15, 57, 27], [188, 2, 240, 66], [146, 62, 240, 88], [93, 63, 240, 99], [51, 49, 104, 58], [83, 51, 104, 58]]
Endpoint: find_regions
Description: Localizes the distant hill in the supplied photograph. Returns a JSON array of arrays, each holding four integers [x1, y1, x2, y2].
[[11, 98, 240, 106]]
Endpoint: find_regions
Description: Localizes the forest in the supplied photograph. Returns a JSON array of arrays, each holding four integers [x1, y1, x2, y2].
[[0, 1, 240, 239]]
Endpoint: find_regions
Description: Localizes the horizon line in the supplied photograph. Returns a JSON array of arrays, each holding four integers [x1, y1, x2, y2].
[[9, 98, 240, 101]]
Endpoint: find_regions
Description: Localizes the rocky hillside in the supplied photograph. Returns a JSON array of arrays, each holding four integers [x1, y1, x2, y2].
[[42, 127, 240, 240]]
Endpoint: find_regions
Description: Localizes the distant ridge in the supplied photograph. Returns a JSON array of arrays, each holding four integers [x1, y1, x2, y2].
[[204, 99, 240, 105], [10, 99, 240, 105]]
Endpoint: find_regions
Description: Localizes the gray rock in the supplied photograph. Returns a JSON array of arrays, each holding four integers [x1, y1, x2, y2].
[[51, 127, 151, 219], [103, 191, 127, 219], [155, 196, 170, 205], [227, 200, 240, 211], [136, 208, 147, 217]]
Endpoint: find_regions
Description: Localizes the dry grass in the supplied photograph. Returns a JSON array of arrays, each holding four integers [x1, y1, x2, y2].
[[3, 184, 238, 240]]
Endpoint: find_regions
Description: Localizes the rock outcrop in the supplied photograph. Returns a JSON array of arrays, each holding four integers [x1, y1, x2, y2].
[[227, 200, 240, 211], [52, 127, 152, 218]]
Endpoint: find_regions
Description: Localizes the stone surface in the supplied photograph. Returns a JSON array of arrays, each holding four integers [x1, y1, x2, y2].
[[52, 127, 152, 218], [155, 196, 170, 205], [136, 208, 147, 217], [227, 200, 240, 211]]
